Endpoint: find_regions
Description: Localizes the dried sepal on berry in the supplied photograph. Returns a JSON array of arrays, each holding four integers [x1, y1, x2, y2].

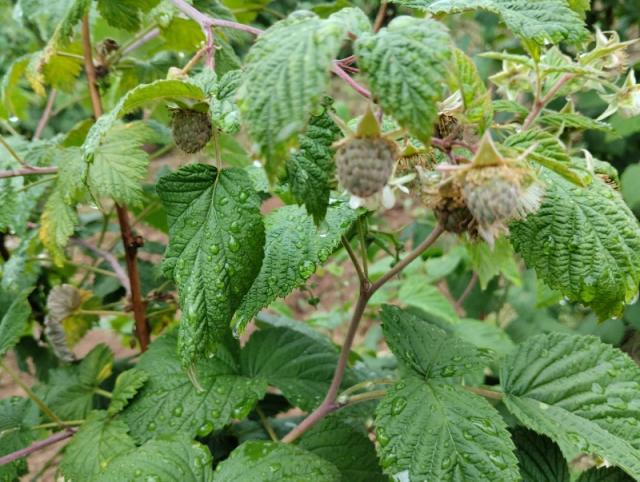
[[334, 107, 399, 201], [170, 107, 213, 153]]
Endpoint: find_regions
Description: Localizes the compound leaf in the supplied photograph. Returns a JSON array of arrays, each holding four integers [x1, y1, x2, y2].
[[375, 376, 519, 481], [355, 16, 451, 144], [298, 414, 386, 482], [157, 164, 265, 365], [390, 0, 587, 44], [501, 333, 640, 479], [237, 9, 364, 177], [380, 305, 490, 380], [285, 100, 341, 224], [234, 203, 358, 331], [214, 441, 340, 481], [108, 369, 148, 416], [59, 411, 136, 481], [241, 324, 350, 411], [121, 330, 266, 443], [510, 169, 640, 319], [96, 435, 215, 482]]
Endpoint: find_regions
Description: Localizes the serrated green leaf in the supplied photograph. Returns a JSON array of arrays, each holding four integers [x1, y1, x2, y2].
[[355, 17, 451, 144], [108, 369, 148, 415], [39, 187, 78, 266], [60, 410, 136, 481], [298, 414, 386, 482], [0, 397, 39, 481], [397, 276, 459, 324], [214, 440, 341, 481], [390, 0, 587, 44], [510, 169, 640, 319], [501, 333, 640, 479], [451, 48, 492, 132], [38, 344, 113, 420], [115, 79, 206, 116], [1, 55, 30, 120], [0, 288, 31, 357], [539, 111, 612, 131], [121, 330, 266, 443], [211, 70, 241, 134], [492, 99, 529, 117], [240, 324, 350, 411], [381, 305, 489, 379], [577, 467, 635, 482], [41, 44, 84, 92], [157, 164, 265, 365], [375, 376, 519, 481], [97, 0, 160, 32], [235, 203, 357, 331], [237, 9, 358, 176], [85, 122, 153, 207], [96, 435, 215, 482], [467, 237, 521, 289], [285, 101, 341, 224], [512, 428, 569, 482]]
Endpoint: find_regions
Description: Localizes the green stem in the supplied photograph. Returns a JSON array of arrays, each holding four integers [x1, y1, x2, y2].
[[95, 388, 113, 399], [256, 406, 278, 442], [15, 176, 55, 193], [78, 310, 126, 317], [465, 386, 504, 400], [0, 361, 64, 427], [357, 218, 369, 280], [340, 389, 387, 408], [0, 134, 29, 167], [338, 379, 394, 399]]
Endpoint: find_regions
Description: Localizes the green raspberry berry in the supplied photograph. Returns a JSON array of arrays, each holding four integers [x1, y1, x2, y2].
[[171, 108, 212, 153], [335, 137, 396, 198]]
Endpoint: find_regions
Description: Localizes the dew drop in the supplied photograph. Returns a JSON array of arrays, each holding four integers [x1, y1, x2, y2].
[[172, 406, 184, 417], [228, 236, 240, 252], [196, 421, 214, 437], [391, 397, 407, 415]]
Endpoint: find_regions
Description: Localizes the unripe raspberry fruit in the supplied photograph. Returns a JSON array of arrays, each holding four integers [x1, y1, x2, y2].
[[462, 167, 520, 226], [335, 137, 396, 198], [171, 108, 212, 153]]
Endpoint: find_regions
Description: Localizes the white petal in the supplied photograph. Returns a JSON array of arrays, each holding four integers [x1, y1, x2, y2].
[[382, 186, 396, 209]]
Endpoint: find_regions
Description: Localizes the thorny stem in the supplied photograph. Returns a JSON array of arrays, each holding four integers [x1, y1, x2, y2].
[[331, 62, 372, 98], [522, 73, 575, 130], [357, 219, 369, 280], [33, 89, 57, 140], [341, 236, 367, 284], [0, 429, 76, 466], [81, 14, 150, 352], [282, 222, 445, 443], [0, 361, 64, 428], [373, 1, 388, 33]]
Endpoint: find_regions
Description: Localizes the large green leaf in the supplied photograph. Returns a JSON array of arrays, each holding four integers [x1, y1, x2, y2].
[[375, 377, 519, 481], [214, 441, 341, 481], [234, 203, 358, 331], [157, 164, 265, 365], [355, 16, 451, 144], [240, 322, 350, 411], [501, 333, 640, 479], [38, 344, 113, 420], [115, 79, 206, 117], [512, 428, 569, 482], [237, 9, 368, 176], [380, 305, 490, 379], [0, 288, 31, 357], [467, 237, 521, 289], [0, 397, 39, 481], [95, 435, 215, 482], [84, 122, 153, 207], [510, 168, 640, 319], [285, 100, 340, 224], [390, 0, 587, 44], [59, 411, 136, 481], [298, 414, 386, 482], [121, 330, 266, 443]]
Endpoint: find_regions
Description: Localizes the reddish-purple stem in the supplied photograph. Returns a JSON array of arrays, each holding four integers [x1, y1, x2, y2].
[[331, 62, 371, 98], [0, 429, 76, 466]]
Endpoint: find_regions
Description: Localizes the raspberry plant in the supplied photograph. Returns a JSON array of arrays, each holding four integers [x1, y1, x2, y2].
[[0, 1, 640, 481]]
